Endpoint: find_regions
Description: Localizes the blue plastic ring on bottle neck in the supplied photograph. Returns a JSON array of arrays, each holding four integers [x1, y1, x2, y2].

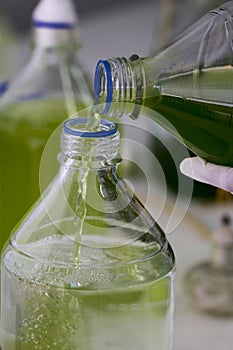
[[94, 60, 113, 114], [0, 80, 9, 96], [64, 118, 118, 138], [32, 20, 76, 29]]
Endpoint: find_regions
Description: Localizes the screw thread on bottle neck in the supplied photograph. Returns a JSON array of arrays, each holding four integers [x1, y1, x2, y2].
[[59, 118, 120, 165], [94, 56, 144, 118]]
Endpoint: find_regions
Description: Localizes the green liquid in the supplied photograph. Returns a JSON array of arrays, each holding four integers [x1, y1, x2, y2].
[[144, 66, 233, 166], [1, 235, 174, 350], [0, 99, 86, 250]]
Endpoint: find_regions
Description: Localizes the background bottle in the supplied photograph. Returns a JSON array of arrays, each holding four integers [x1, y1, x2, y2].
[[94, 1, 233, 167], [1, 117, 175, 350], [0, 0, 93, 249]]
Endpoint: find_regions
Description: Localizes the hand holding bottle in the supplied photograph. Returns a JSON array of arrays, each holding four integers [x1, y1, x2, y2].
[[180, 157, 233, 194]]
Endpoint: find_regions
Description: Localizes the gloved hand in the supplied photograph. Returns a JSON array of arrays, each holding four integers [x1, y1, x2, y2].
[[180, 157, 233, 194]]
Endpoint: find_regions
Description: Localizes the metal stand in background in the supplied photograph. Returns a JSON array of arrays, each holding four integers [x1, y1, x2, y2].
[[185, 210, 233, 317]]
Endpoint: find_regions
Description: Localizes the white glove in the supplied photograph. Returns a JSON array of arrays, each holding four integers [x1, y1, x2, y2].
[[180, 157, 233, 194]]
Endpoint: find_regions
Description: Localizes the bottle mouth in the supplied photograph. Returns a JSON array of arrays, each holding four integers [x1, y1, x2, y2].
[[60, 118, 120, 162], [94, 60, 113, 114], [64, 118, 118, 138], [94, 58, 143, 119]]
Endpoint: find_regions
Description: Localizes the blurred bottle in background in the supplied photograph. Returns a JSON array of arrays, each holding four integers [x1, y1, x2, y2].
[[0, 0, 93, 251]]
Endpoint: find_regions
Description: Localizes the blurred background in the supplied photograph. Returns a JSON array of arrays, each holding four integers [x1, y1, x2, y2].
[[0, 1, 233, 349], [0, 0, 225, 80]]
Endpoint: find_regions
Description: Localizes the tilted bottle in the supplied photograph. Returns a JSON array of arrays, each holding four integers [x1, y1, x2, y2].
[[0, 0, 93, 249], [1, 117, 175, 350], [94, 1, 233, 167], [148, 0, 223, 199]]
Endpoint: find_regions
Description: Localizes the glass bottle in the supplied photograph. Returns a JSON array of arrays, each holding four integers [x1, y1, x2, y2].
[[94, 1, 233, 167], [1, 117, 175, 350], [149, 0, 224, 200], [185, 214, 233, 316], [0, 0, 93, 250]]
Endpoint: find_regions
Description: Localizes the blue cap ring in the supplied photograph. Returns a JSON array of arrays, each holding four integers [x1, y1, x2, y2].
[[0, 80, 9, 95], [64, 118, 118, 138], [33, 20, 75, 29], [94, 60, 113, 114]]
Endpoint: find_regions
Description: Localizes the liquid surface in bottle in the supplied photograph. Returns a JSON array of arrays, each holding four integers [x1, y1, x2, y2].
[[144, 66, 233, 166], [1, 234, 174, 350], [0, 99, 86, 250]]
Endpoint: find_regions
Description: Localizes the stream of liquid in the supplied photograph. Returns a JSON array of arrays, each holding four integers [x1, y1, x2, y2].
[[73, 108, 101, 262]]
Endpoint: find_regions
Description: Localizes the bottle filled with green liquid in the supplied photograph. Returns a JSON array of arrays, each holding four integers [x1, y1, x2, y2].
[[94, 1, 233, 167], [0, 0, 93, 248], [1, 117, 175, 350]]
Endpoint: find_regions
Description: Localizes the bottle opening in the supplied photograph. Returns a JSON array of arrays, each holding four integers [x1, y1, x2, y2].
[[94, 60, 113, 113], [64, 118, 118, 138]]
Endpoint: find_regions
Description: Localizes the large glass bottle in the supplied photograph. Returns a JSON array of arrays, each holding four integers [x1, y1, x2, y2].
[[0, 0, 93, 249], [1, 117, 175, 350], [149, 0, 224, 200], [94, 1, 233, 167]]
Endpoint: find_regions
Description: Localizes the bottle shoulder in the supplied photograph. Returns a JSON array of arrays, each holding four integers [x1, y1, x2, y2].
[[0, 47, 93, 133], [2, 164, 174, 287]]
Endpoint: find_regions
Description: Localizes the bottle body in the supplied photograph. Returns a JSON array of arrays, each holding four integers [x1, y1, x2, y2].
[[0, 25, 93, 247], [1, 240, 174, 350], [1, 118, 175, 350], [94, 1, 233, 166]]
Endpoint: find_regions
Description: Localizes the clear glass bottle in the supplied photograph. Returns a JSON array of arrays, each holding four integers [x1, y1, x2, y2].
[[94, 1, 233, 167], [185, 214, 233, 316], [148, 0, 224, 200], [1, 117, 175, 350], [0, 0, 93, 249]]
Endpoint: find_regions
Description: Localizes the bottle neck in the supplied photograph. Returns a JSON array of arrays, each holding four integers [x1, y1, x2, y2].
[[94, 56, 146, 119], [33, 24, 80, 50], [59, 118, 121, 169]]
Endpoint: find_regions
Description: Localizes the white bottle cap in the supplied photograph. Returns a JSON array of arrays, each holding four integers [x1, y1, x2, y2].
[[32, 0, 78, 28]]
